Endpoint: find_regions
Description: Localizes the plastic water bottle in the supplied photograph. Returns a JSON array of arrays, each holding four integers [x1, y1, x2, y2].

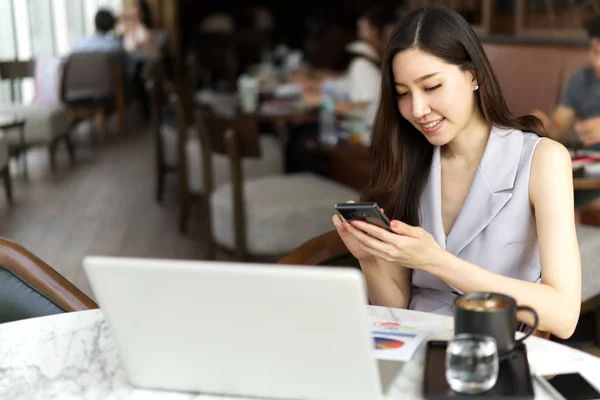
[[319, 83, 338, 145]]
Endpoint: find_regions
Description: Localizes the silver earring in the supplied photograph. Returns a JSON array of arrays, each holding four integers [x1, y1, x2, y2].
[[474, 85, 479, 91]]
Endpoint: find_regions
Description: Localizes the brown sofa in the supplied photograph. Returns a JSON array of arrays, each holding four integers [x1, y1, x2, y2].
[[482, 41, 589, 140]]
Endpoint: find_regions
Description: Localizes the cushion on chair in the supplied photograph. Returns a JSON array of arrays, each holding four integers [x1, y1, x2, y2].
[[0, 134, 9, 170], [186, 134, 283, 193], [577, 225, 600, 304], [211, 173, 360, 255], [159, 124, 187, 167], [0, 265, 65, 324], [0, 103, 69, 144]]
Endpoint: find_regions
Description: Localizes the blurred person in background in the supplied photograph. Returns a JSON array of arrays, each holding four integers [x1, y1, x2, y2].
[[118, 0, 159, 57], [116, 0, 161, 121], [533, 16, 600, 147], [301, 4, 398, 113], [285, 5, 397, 174], [532, 16, 600, 210], [73, 9, 121, 52]]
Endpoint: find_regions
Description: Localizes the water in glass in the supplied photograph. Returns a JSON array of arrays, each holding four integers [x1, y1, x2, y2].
[[446, 334, 499, 394]]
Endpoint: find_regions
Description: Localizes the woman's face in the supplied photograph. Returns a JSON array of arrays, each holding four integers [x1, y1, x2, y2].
[[392, 48, 479, 146]]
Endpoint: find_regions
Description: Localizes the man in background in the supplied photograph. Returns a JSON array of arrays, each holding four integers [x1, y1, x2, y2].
[[533, 16, 600, 213], [533, 16, 600, 146], [73, 9, 122, 52]]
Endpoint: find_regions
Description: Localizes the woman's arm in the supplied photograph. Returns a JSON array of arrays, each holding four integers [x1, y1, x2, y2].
[[359, 257, 412, 309], [422, 139, 581, 339]]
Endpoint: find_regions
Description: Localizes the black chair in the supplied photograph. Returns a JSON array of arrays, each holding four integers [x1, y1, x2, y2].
[[0, 237, 97, 323]]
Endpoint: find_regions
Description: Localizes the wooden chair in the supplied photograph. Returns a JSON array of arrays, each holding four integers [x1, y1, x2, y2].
[[277, 230, 354, 266], [0, 60, 75, 170], [61, 51, 126, 143], [0, 135, 12, 203], [182, 103, 358, 260], [144, 58, 177, 203], [170, 84, 283, 235], [278, 230, 551, 340], [0, 237, 97, 323]]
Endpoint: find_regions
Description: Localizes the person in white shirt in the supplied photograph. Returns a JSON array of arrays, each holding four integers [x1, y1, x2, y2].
[[287, 6, 397, 172], [343, 6, 392, 104], [313, 5, 397, 113]]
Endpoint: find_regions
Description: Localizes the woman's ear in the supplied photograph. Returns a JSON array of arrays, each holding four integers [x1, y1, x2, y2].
[[467, 68, 478, 89]]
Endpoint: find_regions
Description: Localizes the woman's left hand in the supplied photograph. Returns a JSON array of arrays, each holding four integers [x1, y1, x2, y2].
[[347, 219, 442, 270]]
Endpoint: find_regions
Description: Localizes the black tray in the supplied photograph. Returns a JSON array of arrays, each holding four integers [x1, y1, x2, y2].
[[423, 340, 535, 400]]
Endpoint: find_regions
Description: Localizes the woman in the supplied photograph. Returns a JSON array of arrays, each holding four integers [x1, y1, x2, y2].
[[286, 6, 395, 173], [119, 0, 158, 56], [339, 5, 394, 105], [317, 5, 396, 110], [332, 6, 581, 339]]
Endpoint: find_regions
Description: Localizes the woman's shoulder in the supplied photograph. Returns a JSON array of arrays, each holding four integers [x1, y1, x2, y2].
[[492, 126, 569, 167], [531, 137, 571, 166], [492, 125, 549, 148], [528, 137, 572, 207]]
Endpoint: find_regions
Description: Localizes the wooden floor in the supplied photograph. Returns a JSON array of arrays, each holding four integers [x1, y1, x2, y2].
[[0, 125, 212, 299]]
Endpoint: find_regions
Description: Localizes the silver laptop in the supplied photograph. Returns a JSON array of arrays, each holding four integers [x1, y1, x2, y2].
[[84, 257, 400, 400]]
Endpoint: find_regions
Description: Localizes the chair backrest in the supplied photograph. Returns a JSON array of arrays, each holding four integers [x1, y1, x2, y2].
[[0, 60, 35, 80], [0, 61, 36, 103], [203, 114, 263, 260], [169, 80, 199, 199], [171, 85, 265, 259], [202, 113, 262, 158], [278, 230, 356, 267], [61, 51, 124, 102], [0, 237, 97, 323], [144, 58, 169, 158]]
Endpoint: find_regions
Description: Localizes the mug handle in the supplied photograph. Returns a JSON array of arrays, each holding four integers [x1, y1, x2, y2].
[[515, 305, 539, 343]]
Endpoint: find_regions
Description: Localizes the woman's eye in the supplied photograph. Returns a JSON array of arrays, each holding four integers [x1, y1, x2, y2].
[[396, 92, 407, 99], [424, 84, 442, 92]]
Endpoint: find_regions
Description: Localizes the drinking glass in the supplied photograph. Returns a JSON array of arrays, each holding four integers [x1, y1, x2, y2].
[[446, 333, 499, 394]]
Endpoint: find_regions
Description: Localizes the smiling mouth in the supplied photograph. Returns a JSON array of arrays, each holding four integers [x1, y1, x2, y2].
[[421, 118, 444, 129]]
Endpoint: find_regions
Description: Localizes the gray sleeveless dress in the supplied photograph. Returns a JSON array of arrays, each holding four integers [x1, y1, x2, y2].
[[409, 125, 544, 315]]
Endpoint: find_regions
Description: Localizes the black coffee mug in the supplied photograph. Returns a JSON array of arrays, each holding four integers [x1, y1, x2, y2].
[[454, 292, 539, 355]]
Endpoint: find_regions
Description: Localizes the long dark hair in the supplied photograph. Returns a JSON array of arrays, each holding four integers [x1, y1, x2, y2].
[[364, 6, 545, 227]]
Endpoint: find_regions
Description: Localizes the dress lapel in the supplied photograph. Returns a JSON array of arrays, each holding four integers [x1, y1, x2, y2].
[[420, 146, 446, 250], [444, 126, 524, 255]]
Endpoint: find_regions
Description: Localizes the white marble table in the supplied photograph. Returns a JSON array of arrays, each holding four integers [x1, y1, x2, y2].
[[0, 307, 598, 399]]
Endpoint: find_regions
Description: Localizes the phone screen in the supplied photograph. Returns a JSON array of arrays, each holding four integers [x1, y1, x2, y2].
[[541, 373, 600, 400]]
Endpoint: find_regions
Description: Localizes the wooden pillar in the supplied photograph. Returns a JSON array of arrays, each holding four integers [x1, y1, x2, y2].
[[142, 0, 182, 74]]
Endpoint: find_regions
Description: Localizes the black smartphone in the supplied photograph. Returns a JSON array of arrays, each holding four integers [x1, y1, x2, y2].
[[335, 202, 392, 231], [537, 373, 600, 400]]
